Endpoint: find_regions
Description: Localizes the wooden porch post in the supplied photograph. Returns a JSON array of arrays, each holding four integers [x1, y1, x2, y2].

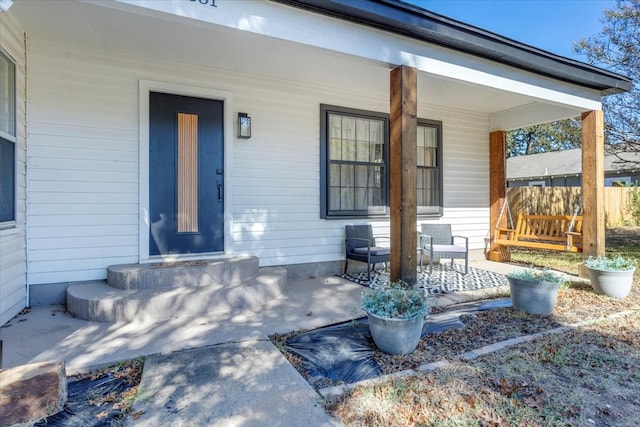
[[581, 110, 606, 258], [487, 130, 509, 261], [390, 65, 417, 285]]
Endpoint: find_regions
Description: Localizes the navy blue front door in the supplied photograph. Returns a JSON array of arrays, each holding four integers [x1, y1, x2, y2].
[[149, 92, 224, 255]]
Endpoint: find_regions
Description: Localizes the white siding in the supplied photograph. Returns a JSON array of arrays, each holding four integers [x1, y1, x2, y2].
[[421, 106, 491, 248], [26, 38, 492, 285], [0, 10, 27, 325], [26, 42, 140, 285]]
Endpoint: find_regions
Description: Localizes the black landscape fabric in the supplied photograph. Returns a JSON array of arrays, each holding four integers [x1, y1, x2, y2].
[[285, 298, 512, 385]]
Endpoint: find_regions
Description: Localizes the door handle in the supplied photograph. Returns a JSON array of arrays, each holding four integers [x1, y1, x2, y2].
[[217, 183, 223, 202]]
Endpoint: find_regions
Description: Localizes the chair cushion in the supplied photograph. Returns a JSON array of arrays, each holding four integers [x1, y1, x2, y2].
[[352, 246, 391, 256], [428, 244, 466, 253]]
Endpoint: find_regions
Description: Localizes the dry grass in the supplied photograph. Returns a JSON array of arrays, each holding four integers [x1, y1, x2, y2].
[[326, 310, 640, 426], [323, 227, 640, 426]]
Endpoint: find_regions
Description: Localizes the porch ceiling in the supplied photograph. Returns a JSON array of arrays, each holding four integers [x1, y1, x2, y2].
[[10, 0, 586, 129]]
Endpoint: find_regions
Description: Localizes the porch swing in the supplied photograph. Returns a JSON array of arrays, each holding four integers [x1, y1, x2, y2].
[[492, 194, 584, 253]]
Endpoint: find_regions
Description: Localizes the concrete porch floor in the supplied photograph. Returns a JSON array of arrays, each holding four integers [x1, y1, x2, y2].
[[1, 251, 513, 372], [0, 254, 517, 426]]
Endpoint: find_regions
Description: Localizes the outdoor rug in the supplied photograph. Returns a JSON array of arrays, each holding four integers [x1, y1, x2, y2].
[[340, 263, 508, 295]]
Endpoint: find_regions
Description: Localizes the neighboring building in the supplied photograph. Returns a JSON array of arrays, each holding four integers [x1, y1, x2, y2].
[[0, 0, 631, 325], [507, 149, 640, 187]]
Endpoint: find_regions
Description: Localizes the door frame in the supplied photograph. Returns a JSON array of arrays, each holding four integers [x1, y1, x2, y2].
[[139, 80, 234, 262]]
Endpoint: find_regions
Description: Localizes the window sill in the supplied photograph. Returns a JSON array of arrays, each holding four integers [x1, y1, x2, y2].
[[323, 211, 443, 220], [323, 216, 386, 220], [417, 213, 443, 219], [0, 222, 19, 237]]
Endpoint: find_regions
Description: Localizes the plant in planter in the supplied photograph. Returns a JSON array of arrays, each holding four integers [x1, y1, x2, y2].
[[360, 281, 429, 355], [507, 268, 565, 316], [584, 256, 636, 299]]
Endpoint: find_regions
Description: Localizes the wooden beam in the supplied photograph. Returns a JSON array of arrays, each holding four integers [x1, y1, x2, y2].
[[390, 65, 417, 285], [581, 110, 606, 258], [488, 130, 509, 261]]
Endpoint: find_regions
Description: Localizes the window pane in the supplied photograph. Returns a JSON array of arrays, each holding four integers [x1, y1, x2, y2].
[[354, 165, 368, 188], [322, 106, 389, 217], [342, 139, 356, 161], [329, 114, 342, 160], [417, 126, 425, 147], [329, 163, 340, 186], [0, 52, 15, 137], [341, 116, 356, 161], [355, 140, 368, 162], [355, 119, 369, 162], [418, 126, 437, 167], [329, 138, 342, 160], [423, 148, 434, 167], [340, 163, 353, 187], [340, 187, 354, 211], [342, 116, 355, 141], [0, 137, 15, 222], [329, 114, 341, 138], [371, 143, 383, 164], [356, 118, 370, 140], [417, 168, 440, 209], [424, 127, 437, 147], [369, 120, 382, 144], [424, 127, 437, 166], [354, 187, 368, 210], [368, 187, 383, 208], [329, 187, 341, 211], [417, 144, 425, 167], [417, 123, 441, 214]]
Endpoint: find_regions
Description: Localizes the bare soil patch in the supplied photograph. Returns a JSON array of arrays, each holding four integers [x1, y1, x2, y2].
[[272, 280, 640, 387], [606, 226, 640, 248], [327, 309, 640, 426], [32, 359, 144, 427]]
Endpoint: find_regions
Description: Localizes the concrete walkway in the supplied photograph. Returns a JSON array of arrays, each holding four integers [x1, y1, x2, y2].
[[0, 255, 513, 426]]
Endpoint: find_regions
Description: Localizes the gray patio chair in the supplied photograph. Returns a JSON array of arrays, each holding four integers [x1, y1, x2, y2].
[[419, 223, 469, 274], [344, 225, 391, 281]]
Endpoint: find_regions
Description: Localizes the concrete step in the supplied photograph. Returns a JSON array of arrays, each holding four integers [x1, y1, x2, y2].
[[67, 266, 287, 322], [107, 257, 260, 290]]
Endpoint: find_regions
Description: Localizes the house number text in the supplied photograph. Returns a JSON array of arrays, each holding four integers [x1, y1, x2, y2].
[[190, 0, 217, 7]]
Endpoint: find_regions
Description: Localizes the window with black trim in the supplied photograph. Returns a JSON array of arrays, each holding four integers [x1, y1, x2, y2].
[[0, 49, 16, 224], [320, 105, 442, 219], [320, 105, 389, 218], [417, 120, 443, 215]]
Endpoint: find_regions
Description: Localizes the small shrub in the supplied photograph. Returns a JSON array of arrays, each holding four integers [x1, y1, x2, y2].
[[508, 267, 565, 284], [584, 256, 636, 271], [361, 281, 429, 320]]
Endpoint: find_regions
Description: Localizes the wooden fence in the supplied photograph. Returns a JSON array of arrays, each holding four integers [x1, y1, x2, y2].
[[506, 187, 637, 227]]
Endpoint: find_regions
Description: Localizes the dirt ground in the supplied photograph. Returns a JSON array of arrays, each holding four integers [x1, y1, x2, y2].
[[328, 310, 640, 426], [320, 226, 640, 426], [273, 278, 640, 388], [607, 226, 640, 247]]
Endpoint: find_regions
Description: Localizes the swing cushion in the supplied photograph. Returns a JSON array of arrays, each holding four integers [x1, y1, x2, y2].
[[352, 246, 391, 256]]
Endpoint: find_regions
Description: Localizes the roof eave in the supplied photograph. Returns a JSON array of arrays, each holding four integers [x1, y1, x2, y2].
[[271, 0, 632, 95]]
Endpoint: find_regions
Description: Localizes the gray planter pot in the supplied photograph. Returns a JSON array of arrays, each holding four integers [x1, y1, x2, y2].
[[587, 267, 635, 299], [508, 277, 560, 317], [366, 311, 425, 355]]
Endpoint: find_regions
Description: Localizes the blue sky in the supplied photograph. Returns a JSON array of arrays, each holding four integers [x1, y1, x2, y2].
[[406, 0, 616, 60]]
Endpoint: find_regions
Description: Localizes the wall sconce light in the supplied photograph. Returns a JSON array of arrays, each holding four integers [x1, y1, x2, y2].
[[238, 113, 251, 139]]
